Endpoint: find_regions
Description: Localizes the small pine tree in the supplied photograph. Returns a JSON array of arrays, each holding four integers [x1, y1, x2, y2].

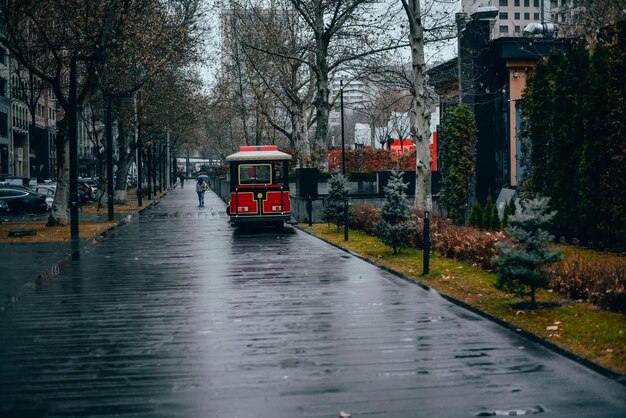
[[469, 201, 483, 228], [501, 198, 517, 228], [482, 194, 496, 230], [490, 199, 500, 230], [324, 173, 349, 230], [374, 170, 415, 254], [492, 197, 562, 305]]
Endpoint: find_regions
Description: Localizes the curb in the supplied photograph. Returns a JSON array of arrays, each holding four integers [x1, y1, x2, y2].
[[295, 225, 626, 387]]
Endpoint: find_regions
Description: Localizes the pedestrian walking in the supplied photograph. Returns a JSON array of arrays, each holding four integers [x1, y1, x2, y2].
[[195, 178, 208, 206], [179, 173, 185, 189]]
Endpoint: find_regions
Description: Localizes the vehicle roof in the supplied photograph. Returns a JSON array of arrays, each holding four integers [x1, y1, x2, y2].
[[226, 145, 291, 162], [0, 187, 38, 195]]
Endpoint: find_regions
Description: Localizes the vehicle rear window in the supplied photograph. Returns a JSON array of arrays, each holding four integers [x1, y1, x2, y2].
[[239, 164, 271, 185]]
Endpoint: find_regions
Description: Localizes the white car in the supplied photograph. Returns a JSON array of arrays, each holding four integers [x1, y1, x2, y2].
[[32, 185, 56, 209]]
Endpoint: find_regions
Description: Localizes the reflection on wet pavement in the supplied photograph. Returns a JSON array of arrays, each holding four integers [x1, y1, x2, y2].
[[0, 187, 625, 417]]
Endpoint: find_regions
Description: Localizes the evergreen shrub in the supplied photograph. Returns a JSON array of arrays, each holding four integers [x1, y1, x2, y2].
[[469, 201, 483, 228], [375, 170, 414, 254], [493, 197, 562, 304], [482, 195, 500, 230], [324, 173, 349, 230]]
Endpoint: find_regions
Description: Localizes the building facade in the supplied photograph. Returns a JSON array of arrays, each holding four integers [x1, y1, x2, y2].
[[461, 0, 583, 39], [430, 11, 574, 205]]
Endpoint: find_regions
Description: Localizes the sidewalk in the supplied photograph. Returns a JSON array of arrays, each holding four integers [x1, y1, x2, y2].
[[0, 189, 167, 311]]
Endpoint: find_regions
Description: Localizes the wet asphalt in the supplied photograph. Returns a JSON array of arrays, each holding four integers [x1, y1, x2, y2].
[[1, 187, 625, 417]]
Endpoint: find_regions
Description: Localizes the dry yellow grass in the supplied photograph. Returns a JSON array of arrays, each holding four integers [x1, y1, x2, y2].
[[0, 191, 163, 243]]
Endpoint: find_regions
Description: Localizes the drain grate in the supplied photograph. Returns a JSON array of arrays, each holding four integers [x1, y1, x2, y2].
[[475, 405, 546, 416]]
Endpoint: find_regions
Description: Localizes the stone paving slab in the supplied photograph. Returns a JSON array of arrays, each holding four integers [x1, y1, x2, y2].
[[0, 187, 625, 417]]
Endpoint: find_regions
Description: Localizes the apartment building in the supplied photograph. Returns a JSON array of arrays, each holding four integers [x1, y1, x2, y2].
[[0, 45, 10, 177], [328, 74, 373, 148], [463, 0, 552, 37]]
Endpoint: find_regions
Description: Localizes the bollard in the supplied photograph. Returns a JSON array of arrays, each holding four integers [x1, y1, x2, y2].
[[423, 210, 430, 275], [343, 197, 349, 241]]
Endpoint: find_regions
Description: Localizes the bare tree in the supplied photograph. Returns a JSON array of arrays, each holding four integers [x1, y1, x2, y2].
[[0, 0, 208, 223], [220, 1, 315, 162], [220, 0, 404, 163], [558, 0, 626, 40]]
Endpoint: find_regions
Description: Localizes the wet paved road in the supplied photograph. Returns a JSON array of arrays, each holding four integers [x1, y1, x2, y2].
[[1, 187, 625, 417]]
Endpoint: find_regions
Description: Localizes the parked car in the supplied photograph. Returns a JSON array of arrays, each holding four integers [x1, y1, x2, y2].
[[0, 176, 29, 186], [127, 176, 137, 188], [0, 183, 32, 191], [80, 177, 99, 196], [0, 199, 10, 215], [78, 181, 94, 201], [32, 185, 57, 209], [0, 187, 48, 214], [34, 183, 90, 206]]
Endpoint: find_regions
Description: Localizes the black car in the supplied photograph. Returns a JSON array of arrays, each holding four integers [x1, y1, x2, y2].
[[0, 187, 49, 214]]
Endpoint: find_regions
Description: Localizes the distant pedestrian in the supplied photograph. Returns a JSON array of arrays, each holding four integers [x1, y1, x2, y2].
[[195, 178, 208, 206], [179, 173, 185, 189]]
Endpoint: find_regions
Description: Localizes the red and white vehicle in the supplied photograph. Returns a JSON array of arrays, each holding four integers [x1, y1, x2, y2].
[[226, 145, 292, 227]]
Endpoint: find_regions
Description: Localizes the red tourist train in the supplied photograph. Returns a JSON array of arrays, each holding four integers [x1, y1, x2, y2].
[[225, 145, 292, 227]]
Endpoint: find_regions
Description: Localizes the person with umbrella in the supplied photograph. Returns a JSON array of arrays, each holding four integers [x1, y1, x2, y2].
[[195, 173, 209, 206]]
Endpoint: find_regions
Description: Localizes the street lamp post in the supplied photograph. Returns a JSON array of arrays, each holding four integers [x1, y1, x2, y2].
[[135, 94, 143, 207], [137, 121, 143, 206], [69, 57, 79, 259], [340, 79, 348, 241], [423, 210, 430, 275], [69, 55, 103, 260]]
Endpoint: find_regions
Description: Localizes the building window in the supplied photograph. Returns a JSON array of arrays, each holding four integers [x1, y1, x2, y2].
[[515, 25, 521, 33], [524, 0, 530, 6], [524, 12, 530, 19], [534, 0, 540, 6], [534, 13, 540, 20], [499, 0, 508, 6], [0, 77, 5, 97], [500, 12, 509, 20], [515, 0, 520, 6], [0, 112, 7, 137], [515, 12, 521, 19], [0, 48, 5, 65], [500, 25, 509, 33]]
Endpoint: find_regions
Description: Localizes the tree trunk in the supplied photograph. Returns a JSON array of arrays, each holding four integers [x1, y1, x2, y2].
[[312, 65, 330, 152], [404, 0, 432, 211], [312, 17, 330, 154], [47, 123, 70, 226], [114, 120, 131, 204], [293, 104, 311, 164]]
